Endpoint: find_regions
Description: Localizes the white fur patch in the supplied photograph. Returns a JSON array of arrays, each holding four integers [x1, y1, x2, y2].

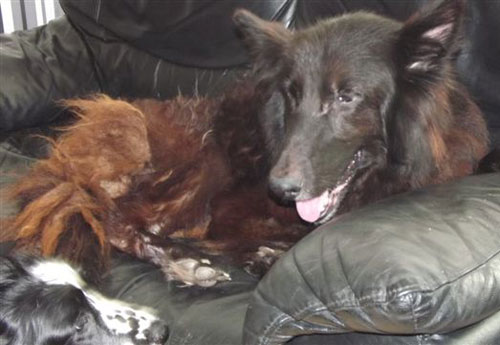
[[29, 260, 85, 289], [84, 290, 158, 340], [423, 23, 453, 41]]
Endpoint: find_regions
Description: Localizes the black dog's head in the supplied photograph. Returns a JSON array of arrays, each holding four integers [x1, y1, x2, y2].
[[0, 255, 168, 345], [234, 0, 465, 223]]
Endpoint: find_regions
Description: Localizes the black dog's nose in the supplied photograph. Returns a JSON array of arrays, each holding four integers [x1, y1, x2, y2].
[[268, 176, 301, 201], [146, 321, 169, 344]]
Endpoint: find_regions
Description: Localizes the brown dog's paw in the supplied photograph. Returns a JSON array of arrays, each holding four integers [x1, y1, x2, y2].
[[244, 246, 285, 277], [162, 258, 231, 287]]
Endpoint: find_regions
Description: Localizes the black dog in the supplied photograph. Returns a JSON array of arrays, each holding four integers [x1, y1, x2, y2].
[[0, 255, 168, 345]]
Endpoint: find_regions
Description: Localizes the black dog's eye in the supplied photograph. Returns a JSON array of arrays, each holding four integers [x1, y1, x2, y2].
[[325, 84, 355, 104], [336, 89, 357, 104], [337, 94, 353, 103], [75, 313, 89, 332]]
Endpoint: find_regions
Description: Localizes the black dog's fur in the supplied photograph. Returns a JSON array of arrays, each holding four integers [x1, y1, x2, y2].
[[0, 255, 168, 345], [235, 0, 488, 224]]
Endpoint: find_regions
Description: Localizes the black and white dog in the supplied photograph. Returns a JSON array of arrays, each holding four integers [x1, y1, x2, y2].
[[0, 255, 168, 345]]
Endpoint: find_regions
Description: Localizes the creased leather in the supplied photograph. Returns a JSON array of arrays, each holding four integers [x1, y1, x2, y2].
[[244, 174, 500, 345]]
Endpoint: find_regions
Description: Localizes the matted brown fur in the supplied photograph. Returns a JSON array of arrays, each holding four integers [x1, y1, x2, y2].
[[7, 96, 152, 274], [5, 85, 306, 279]]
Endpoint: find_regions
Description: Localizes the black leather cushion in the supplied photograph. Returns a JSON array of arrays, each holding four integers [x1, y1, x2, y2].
[[0, 17, 99, 132], [244, 173, 500, 345], [287, 310, 500, 345], [57, 0, 424, 68], [59, 0, 292, 69]]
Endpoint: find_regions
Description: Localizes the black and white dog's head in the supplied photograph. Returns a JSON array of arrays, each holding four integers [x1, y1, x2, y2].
[[0, 255, 168, 345]]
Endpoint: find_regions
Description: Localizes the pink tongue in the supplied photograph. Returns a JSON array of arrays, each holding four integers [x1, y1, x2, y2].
[[295, 190, 329, 223]]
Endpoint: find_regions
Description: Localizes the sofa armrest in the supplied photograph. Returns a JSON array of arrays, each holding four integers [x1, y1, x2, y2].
[[244, 173, 500, 345], [0, 17, 99, 132]]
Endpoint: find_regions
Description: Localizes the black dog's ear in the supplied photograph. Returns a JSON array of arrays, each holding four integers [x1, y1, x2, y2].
[[233, 9, 291, 70], [398, 0, 465, 75]]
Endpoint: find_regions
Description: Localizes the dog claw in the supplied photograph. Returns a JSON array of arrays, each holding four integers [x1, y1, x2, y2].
[[200, 258, 211, 265], [256, 246, 284, 257], [163, 258, 231, 287]]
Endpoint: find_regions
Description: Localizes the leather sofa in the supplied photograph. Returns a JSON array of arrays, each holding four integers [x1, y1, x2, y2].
[[1, 1, 499, 344]]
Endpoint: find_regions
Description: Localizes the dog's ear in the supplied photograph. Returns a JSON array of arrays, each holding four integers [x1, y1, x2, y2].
[[398, 0, 465, 75], [233, 9, 291, 70]]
